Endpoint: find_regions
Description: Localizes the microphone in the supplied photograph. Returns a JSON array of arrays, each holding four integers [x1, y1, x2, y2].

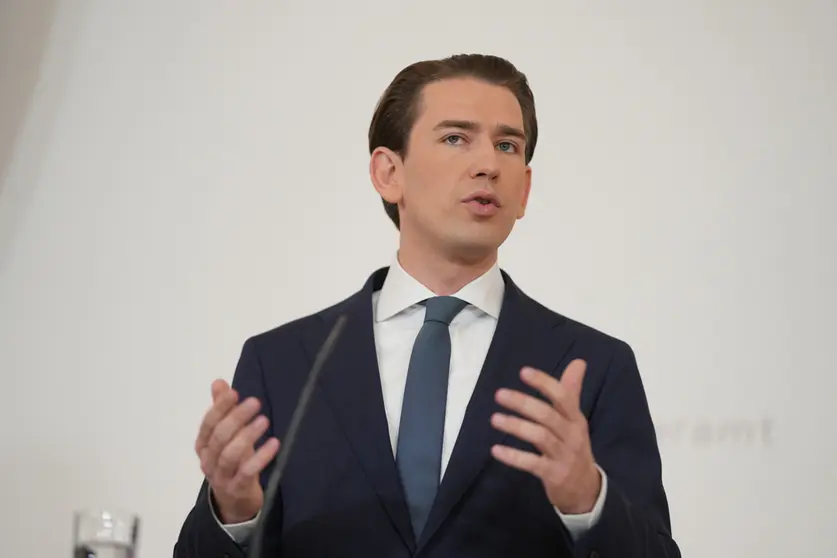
[[247, 314, 348, 558]]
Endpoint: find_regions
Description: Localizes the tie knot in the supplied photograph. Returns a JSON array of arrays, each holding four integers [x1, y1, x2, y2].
[[423, 296, 467, 325]]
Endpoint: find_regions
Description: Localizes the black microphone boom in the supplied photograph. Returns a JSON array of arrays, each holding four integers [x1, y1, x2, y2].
[[247, 314, 348, 558]]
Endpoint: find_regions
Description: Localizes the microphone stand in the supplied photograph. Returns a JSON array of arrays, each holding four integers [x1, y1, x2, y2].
[[247, 314, 348, 558]]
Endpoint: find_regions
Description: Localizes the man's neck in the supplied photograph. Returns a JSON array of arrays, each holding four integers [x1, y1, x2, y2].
[[396, 239, 497, 296]]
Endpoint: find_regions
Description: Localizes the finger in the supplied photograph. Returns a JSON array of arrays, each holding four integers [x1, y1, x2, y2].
[[200, 445, 222, 479], [495, 388, 568, 438], [212, 379, 230, 402], [491, 412, 563, 456], [520, 366, 583, 421], [204, 397, 262, 465], [215, 415, 270, 478], [491, 444, 551, 479], [232, 437, 280, 489], [559, 359, 587, 405], [195, 389, 239, 453]]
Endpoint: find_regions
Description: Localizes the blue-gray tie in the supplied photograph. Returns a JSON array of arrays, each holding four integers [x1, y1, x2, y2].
[[396, 295, 468, 538]]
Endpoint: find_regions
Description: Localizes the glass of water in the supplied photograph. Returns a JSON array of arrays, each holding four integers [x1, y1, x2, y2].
[[72, 509, 139, 558]]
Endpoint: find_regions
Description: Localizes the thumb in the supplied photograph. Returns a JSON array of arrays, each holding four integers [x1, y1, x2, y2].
[[561, 359, 587, 402]]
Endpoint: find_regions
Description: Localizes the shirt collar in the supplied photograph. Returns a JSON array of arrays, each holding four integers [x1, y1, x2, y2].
[[375, 254, 505, 322]]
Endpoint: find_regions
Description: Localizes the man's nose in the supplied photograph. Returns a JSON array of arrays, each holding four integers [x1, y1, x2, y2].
[[469, 141, 501, 180]]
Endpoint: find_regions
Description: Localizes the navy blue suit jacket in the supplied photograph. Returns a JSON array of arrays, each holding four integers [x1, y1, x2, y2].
[[175, 267, 680, 557]]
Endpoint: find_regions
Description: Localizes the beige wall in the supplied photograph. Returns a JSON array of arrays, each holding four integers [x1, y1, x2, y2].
[[0, 0, 59, 189], [0, 0, 60, 270]]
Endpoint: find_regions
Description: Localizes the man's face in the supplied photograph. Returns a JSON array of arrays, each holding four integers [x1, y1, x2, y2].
[[377, 77, 532, 261]]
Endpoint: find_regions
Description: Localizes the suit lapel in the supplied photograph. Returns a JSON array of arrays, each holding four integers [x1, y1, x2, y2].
[[416, 271, 576, 551], [310, 268, 416, 551]]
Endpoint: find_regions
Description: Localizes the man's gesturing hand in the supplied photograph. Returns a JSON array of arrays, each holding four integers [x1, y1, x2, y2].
[[195, 379, 281, 524], [490, 359, 602, 514]]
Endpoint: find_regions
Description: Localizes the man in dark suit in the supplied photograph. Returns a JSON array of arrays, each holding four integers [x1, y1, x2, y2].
[[175, 53, 681, 557]]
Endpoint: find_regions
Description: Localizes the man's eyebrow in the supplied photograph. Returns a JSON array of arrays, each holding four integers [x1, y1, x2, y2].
[[433, 119, 526, 141]]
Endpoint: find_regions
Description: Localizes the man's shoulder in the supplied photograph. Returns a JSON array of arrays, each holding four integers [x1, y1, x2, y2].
[[522, 291, 633, 356], [241, 282, 367, 351], [519, 295, 642, 394]]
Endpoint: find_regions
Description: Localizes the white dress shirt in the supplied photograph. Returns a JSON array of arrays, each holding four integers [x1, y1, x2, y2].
[[214, 256, 607, 542]]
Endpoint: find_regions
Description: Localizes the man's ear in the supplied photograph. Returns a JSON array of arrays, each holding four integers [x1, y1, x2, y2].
[[517, 165, 532, 219], [370, 147, 403, 205]]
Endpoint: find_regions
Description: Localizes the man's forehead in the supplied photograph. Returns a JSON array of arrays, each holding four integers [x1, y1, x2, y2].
[[415, 78, 524, 128]]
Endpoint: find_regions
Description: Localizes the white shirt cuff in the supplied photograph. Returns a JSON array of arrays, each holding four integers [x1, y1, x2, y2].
[[555, 464, 608, 541], [207, 487, 261, 543]]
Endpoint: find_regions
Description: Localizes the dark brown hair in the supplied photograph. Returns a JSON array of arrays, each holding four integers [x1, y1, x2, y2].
[[368, 53, 538, 229]]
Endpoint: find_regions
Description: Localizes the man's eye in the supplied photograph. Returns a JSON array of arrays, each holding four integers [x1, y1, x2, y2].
[[498, 141, 517, 153], [444, 135, 464, 145]]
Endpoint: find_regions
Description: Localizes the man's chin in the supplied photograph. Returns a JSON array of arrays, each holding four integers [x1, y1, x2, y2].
[[444, 235, 504, 264]]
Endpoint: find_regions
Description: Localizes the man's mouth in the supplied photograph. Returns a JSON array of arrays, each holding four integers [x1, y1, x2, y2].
[[463, 191, 500, 207]]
